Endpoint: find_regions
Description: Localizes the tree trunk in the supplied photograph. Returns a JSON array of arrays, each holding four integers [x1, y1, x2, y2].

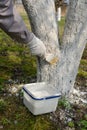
[[22, 0, 87, 95]]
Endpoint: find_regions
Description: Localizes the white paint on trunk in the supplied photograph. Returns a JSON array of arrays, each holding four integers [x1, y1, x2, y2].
[[69, 88, 87, 104], [22, 0, 87, 95]]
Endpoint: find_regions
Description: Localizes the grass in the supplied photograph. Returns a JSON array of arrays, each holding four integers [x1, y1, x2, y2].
[[58, 17, 65, 41]]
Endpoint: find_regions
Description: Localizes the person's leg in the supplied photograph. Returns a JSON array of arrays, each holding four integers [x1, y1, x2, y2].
[[0, 0, 33, 43]]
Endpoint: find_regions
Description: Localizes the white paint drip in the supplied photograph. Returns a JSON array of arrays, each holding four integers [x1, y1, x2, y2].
[[69, 88, 87, 104]]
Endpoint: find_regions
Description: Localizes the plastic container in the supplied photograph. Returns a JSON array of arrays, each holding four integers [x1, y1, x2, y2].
[[23, 82, 61, 115]]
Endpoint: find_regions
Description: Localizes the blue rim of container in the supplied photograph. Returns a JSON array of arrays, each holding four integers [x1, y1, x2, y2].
[[23, 87, 61, 101]]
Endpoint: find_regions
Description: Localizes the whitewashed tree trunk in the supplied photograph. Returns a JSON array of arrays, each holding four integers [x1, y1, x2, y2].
[[22, 0, 87, 95]]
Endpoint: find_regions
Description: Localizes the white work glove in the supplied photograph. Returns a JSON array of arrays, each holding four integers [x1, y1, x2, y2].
[[28, 35, 46, 58], [28, 35, 58, 64]]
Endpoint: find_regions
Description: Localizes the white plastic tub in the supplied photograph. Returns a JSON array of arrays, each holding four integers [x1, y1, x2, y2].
[[23, 82, 61, 115]]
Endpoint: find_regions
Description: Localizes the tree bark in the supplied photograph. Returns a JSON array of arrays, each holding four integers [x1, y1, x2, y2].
[[22, 0, 87, 95]]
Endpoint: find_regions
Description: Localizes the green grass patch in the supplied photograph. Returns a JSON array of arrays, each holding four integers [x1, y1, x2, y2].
[[78, 69, 87, 78], [58, 17, 65, 41]]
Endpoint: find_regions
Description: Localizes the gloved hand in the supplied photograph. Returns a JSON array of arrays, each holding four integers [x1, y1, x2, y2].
[[28, 35, 58, 64], [28, 35, 46, 58]]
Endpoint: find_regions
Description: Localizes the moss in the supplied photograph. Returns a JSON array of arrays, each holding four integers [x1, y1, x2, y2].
[[0, 99, 7, 112], [1, 118, 11, 125], [79, 59, 87, 73], [0, 85, 4, 92], [68, 121, 75, 128], [0, 28, 37, 85], [78, 69, 87, 78], [7, 51, 22, 64], [31, 117, 52, 130], [80, 59, 87, 66]]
